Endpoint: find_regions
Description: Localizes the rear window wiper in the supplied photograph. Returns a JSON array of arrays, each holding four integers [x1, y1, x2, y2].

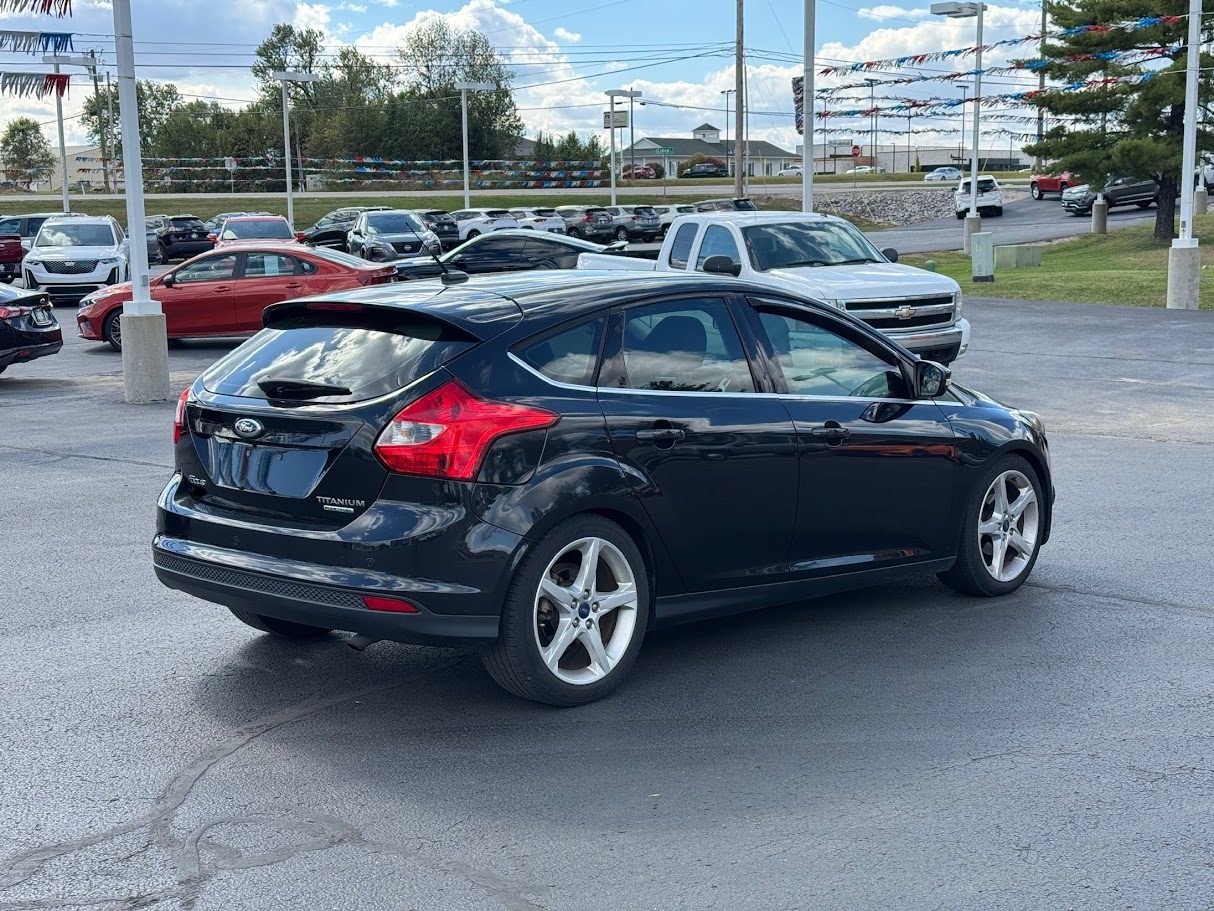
[[257, 377, 352, 399]]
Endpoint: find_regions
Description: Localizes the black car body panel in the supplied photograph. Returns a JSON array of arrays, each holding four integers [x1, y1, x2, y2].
[[155, 272, 1054, 649], [157, 216, 214, 262], [416, 210, 462, 251], [393, 231, 609, 282], [682, 163, 727, 178], [1062, 176, 1166, 214], [0, 285, 62, 370]]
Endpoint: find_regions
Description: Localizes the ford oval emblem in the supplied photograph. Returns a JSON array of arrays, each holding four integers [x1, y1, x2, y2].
[[233, 417, 264, 439]]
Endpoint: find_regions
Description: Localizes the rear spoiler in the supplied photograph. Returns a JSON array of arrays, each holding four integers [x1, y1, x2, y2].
[[263, 289, 521, 340]]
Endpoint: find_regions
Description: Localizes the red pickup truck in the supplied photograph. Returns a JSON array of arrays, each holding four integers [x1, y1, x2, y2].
[[1030, 171, 1077, 200], [0, 234, 23, 284]]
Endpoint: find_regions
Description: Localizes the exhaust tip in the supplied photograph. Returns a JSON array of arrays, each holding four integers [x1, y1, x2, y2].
[[346, 633, 382, 652]]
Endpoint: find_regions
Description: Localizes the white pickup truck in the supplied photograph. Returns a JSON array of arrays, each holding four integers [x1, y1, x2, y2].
[[578, 211, 970, 364]]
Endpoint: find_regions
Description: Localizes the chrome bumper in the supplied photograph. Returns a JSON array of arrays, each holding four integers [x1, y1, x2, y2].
[[885, 318, 971, 358]]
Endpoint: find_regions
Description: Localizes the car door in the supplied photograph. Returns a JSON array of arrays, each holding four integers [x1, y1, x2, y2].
[[740, 299, 957, 575], [596, 295, 799, 589], [347, 215, 367, 256], [232, 251, 307, 331], [156, 252, 238, 336]]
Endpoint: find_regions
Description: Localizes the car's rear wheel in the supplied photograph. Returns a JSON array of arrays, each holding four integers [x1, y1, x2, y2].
[[103, 310, 122, 352], [1137, 200, 1154, 208], [615, 226, 630, 241], [955, 210, 965, 220], [938, 454, 1044, 597], [483, 515, 650, 706], [467, 230, 481, 239], [227, 607, 332, 638], [1030, 182, 1042, 200], [157, 244, 169, 265], [567, 227, 582, 239]]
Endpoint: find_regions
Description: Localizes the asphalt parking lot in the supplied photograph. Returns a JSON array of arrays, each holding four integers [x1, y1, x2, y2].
[[2, 297, 1214, 910]]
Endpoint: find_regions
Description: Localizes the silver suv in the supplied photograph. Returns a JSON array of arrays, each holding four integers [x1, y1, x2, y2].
[[601, 205, 661, 242], [23, 215, 128, 304]]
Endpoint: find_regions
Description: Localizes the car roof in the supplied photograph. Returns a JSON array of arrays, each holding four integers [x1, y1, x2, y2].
[[226, 215, 288, 222], [306, 270, 817, 334], [460, 228, 602, 249], [43, 214, 113, 224], [681, 211, 846, 226]]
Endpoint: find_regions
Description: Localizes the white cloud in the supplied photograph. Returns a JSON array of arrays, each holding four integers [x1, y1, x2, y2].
[[857, 6, 930, 21], [295, 2, 332, 34], [553, 27, 581, 41]]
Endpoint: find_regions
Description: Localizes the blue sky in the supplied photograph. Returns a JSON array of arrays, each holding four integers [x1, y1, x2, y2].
[[0, 0, 1047, 152]]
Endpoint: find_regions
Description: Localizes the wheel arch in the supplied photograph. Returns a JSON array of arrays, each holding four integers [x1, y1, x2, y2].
[[995, 442, 1053, 546]]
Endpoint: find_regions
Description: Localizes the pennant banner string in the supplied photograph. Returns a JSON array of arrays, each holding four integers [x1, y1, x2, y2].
[[0, 30, 74, 54], [0, 0, 72, 16], [0, 71, 70, 98]]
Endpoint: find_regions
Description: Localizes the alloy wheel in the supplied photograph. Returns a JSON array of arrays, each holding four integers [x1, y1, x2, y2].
[[532, 536, 639, 686], [977, 469, 1040, 583], [108, 312, 122, 347], [1031, 183, 1042, 199]]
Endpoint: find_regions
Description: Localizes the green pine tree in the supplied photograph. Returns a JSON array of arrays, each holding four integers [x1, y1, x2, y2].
[[1025, 0, 1213, 241]]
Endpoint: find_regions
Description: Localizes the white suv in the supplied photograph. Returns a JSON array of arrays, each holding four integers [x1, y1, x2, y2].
[[954, 175, 1005, 218], [449, 209, 519, 241], [23, 215, 128, 303]]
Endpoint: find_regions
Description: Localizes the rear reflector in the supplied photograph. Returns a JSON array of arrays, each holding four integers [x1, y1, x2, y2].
[[374, 379, 558, 480], [363, 595, 419, 613]]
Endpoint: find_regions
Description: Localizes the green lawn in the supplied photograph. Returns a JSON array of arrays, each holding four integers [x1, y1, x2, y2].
[[905, 216, 1214, 310]]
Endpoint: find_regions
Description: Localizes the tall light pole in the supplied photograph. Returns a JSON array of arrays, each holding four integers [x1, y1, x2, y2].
[[721, 89, 736, 179], [86, 50, 111, 193], [111, 0, 168, 403], [1167, 0, 1203, 310], [43, 54, 91, 211], [734, 0, 745, 199], [801, 0, 814, 212], [605, 89, 641, 205], [455, 81, 494, 209], [933, 1, 985, 251], [273, 70, 320, 229]]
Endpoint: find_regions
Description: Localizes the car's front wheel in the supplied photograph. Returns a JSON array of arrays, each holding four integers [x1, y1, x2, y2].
[[157, 244, 169, 265], [1030, 182, 1042, 200], [103, 310, 122, 352], [938, 454, 1044, 597], [483, 515, 650, 706]]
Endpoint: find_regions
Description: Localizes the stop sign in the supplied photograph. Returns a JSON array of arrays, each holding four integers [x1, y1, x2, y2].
[[851, 144, 861, 158]]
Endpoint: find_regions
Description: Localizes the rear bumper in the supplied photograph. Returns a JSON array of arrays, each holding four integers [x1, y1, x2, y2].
[[153, 536, 502, 646], [161, 241, 214, 258], [0, 337, 62, 368]]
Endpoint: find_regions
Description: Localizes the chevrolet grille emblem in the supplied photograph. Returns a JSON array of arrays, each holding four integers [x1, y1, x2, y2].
[[894, 306, 916, 320]]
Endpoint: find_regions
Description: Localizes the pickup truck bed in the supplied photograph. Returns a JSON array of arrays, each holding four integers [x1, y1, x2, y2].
[[0, 234, 23, 283]]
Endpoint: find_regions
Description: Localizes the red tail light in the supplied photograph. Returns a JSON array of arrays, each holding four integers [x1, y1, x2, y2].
[[0, 305, 31, 319], [363, 595, 419, 613], [582, 215, 592, 222], [173, 388, 190, 443], [631, 215, 639, 220], [374, 379, 558, 480]]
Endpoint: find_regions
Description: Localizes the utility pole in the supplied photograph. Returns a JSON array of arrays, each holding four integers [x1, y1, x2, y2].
[[629, 89, 636, 180], [721, 89, 735, 179], [1036, 0, 1046, 170], [801, 0, 814, 212], [734, 0, 745, 198], [49, 60, 69, 212], [105, 72, 115, 191], [907, 112, 913, 173], [87, 50, 111, 193], [866, 78, 878, 168], [274, 70, 321, 228]]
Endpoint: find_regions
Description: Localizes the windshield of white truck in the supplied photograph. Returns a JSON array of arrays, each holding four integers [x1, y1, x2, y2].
[[741, 222, 884, 271]]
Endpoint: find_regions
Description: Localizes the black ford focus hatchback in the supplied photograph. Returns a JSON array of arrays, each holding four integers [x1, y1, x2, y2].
[[155, 272, 1054, 705]]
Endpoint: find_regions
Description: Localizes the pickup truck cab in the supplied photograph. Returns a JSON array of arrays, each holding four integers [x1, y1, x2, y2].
[[577, 212, 969, 364]]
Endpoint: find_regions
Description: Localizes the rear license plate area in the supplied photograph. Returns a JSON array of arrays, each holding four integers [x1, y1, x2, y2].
[[31, 308, 53, 327]]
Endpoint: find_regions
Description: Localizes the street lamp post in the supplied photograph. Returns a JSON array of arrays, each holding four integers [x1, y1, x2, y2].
[[1167, 0, 1203, 309], [605, 89, 641, 205], [455, 81, 494, 209], [43, 54, 92, 212], [802, 0, 815, 212], [932, 1, 986, 252], [273, 70, 320, 230]]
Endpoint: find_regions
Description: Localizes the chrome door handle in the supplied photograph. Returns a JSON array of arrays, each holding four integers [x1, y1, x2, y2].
[[809, 424, 850, 444], [635, 428, 685, 442]]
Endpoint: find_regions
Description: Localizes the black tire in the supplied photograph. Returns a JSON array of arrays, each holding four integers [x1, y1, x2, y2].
[[567, 227, 582, 239], [157, 244, 169, 265], [955, 210, 965, 220], [227, 607, 332, 638], [938, 453, 1044, 597], [482, 514, 651, 706], [1136, 200, 1154, 209], [994, 207, 1004, 217], [466, 229, 481, 239], [1030, 182, 1042, 200], [0, 276, 12, 284], [1059, 183, 1069, 193], [103, 310, 122, 352], [615, 226, 630, 241]]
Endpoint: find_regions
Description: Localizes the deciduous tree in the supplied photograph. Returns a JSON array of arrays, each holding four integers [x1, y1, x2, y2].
[[0, 117, 54, 189]]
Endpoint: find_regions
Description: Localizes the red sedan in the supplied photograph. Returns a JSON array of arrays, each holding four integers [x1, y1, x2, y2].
[[77, 243, 395, 351]]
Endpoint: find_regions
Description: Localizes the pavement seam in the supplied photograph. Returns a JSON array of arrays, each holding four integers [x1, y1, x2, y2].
[[0, 444, 171, 471]]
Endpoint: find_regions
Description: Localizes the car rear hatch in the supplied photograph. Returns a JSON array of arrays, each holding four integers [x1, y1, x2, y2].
[[424, 212, 459, 236], [0, 233, 24, 265], [584, 208, 613, 230], [178, 291, 521, 529], [163, 219, 208, 245], [632, 206, 660, 226]]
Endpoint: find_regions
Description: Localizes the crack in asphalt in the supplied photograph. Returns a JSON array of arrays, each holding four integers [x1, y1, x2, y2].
[[1025, 579, 1214, 618], [0, 444, 171, 470], [0, 653, 549, 911]]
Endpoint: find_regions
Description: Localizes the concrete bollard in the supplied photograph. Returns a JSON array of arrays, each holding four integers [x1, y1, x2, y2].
[[1196, 186, 1208, 216], [120, 311, 171, 403], [1091, 197, 1108, 234], [1167, 241, 1201, 310], [962, 213, 982, 255], [971, 232, 994, 284]]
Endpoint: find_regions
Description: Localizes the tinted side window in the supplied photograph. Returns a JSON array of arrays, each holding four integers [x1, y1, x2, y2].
[[518, 317, 605, 386], [696, 225, 740, 270], [619, 298, 754, 394], [242, 253, 299, 278], [757, 309, 906, 398], [667, 223, 698, 270], [175, 253, 238, 284]]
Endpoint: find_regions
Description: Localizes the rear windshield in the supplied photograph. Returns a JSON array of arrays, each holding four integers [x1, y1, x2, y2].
[[733, 199, 757, 211], [486, 210, 511, 218], [532, 208, 558, 217], [584, 208, 608, 217], [171, 217, 204, 228], [223, 219, 292, 240], [202, 309, 475, 403], [422, 211, 456, 224], [960, 178, 998, 193], [633, 206, 657, 215]]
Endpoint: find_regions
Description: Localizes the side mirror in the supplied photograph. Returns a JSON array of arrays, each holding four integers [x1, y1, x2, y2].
[[702, 255, 742, 277], [161, 272, 175, 288], [424, 238, 442, 257], [207, 233, 217, 244], [295, 231, 307, 242], [881, 247, 899, 263], [914, 360, 951, 398]]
